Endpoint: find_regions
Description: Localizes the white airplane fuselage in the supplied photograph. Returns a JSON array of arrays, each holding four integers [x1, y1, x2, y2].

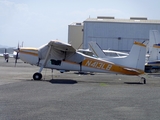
[[19, 49, 113, 73], [19, 47, 144, 76]]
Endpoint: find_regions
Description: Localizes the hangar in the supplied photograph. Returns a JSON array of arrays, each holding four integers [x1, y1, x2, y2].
[[68, 17, 160, 52]]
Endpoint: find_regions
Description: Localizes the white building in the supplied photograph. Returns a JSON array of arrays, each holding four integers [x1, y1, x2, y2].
[[68, 22, 83, 49], [68, 17, 160, 51]]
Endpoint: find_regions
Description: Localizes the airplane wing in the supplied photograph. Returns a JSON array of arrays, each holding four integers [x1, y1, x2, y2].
[[48, 40, 76, 52], [39, 40, 77, 61]]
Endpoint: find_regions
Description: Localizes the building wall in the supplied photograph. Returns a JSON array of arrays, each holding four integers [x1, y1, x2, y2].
[[68, 23, 83, 49], [83, 20, 160, 52]]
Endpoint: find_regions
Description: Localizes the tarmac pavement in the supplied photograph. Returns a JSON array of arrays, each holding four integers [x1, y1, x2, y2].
[[0, 57, 160, 120]]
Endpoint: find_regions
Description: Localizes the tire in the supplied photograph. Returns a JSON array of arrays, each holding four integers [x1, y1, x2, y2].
[[33, 72, 42, 80]]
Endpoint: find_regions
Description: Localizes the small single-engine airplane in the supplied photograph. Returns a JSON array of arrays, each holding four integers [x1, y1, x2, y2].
[[14, 40, 147, 83]]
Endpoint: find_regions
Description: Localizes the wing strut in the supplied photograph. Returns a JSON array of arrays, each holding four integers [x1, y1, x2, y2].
[[39, 45, 52, 73], [33, 45, 52, 80]]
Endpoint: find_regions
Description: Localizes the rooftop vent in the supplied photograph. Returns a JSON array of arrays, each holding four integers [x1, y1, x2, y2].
[[130, 17, 147, 20], [76, 23, 82, 25], [97, 16, 115, 19]]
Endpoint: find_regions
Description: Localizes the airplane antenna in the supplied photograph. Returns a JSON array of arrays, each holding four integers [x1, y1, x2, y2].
[[21, 41, 23, 47]]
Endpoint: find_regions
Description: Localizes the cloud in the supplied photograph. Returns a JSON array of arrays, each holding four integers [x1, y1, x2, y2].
[[0, 0, 30, 26]]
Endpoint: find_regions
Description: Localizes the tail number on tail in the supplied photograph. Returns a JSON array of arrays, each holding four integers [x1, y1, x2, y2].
[[85, 60, 112, 70]]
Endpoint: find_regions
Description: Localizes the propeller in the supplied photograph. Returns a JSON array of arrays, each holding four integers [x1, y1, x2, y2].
[[14, 43, 20, 67]]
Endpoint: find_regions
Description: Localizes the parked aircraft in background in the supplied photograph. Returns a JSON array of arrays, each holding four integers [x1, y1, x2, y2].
[[14, 40, 147, 84], [88, 41, 129, 58], [0, 48, 10, 62], [0, 42, 23, 62], [2, 48, 9, 62], [145, 30, 160, 72], [77, 49, 95, 57], [78, 47, 129, 58]]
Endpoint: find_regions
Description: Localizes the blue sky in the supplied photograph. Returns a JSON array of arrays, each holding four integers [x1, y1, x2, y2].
[[0, 0, 160, 47]]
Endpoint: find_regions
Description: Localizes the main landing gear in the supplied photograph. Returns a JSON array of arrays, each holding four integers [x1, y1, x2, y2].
[[33, 72, 42, 80], [33, 45, 52, 80]]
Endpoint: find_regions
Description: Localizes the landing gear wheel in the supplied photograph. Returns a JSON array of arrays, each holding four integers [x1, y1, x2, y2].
[[33, 72, 42, 80], [141, 77, 146, 84]]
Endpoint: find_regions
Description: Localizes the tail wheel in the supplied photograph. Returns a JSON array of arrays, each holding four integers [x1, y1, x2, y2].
[[33, 72, 42, 80]]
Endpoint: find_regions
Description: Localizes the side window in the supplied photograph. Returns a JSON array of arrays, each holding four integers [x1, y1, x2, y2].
[[50, 59, 61, 66]]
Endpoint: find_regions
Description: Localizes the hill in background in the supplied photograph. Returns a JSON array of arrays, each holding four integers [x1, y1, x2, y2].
[[0, 47, 14, 54]]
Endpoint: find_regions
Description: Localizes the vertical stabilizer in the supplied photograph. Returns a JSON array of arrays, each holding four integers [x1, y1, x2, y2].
[[149, 44, 160, 61], [105, 42, 146, 71], [88, 41, 106, 58], [126, 42, 146, 70], [148, 30, 160, 54]]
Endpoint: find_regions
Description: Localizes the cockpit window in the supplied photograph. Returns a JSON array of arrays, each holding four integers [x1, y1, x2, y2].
[[50, 59, 61, 65]]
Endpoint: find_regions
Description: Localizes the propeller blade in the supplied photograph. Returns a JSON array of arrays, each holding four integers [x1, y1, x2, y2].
[[15, 51, 19, 67], [14, 42, 20, 67]]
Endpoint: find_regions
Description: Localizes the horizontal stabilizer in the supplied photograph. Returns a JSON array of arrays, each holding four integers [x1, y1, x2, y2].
[[123, 68, 141, 73]]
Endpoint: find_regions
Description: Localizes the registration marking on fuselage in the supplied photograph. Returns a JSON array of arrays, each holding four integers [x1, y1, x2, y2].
[[82, 59, 112, 70]]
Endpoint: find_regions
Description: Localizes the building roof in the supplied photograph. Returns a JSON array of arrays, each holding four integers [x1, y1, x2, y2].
[[84, 17, 160, 24], [69, 22, 83, 26]]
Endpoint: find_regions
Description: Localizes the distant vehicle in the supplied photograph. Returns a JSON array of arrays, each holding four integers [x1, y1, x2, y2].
[[14, 40, 147, 84]]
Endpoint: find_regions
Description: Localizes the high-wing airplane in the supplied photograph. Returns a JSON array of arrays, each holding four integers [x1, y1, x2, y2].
[[14, 40, 147, 84]]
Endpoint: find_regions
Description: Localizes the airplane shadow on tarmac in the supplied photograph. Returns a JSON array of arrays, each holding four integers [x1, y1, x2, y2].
[[29, 79, 78, 84], [124, 82, 143, 85], [49, 79, 78, 84], [29, 79, 143, 85]]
